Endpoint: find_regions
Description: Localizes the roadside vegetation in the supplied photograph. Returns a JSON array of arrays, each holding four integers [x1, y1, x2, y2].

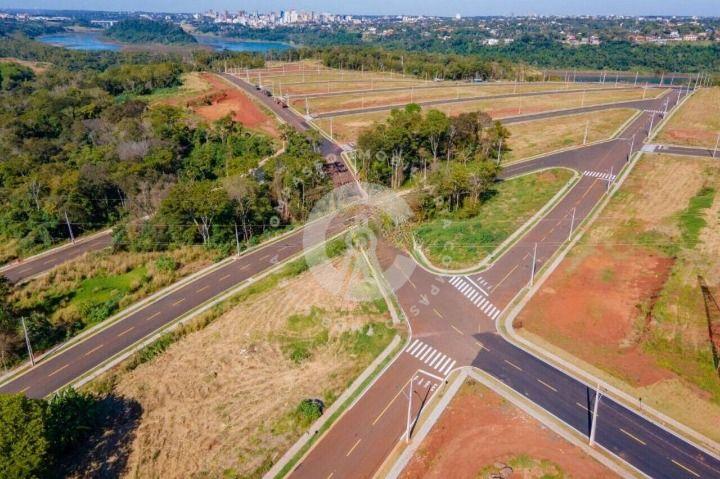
[[73, 245, 396, 478], [517, 154, 720, 442], [414, 169, 573, 268]]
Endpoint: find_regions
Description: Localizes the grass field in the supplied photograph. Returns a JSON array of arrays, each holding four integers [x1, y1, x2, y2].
[[315, 89, 662, 144], [505, 108, 637, 162], [414, 168, 574, 269], [656, 87, 720, 148], [78, 251, 395, 478], [139, 71, 213, 104], [516, 154, 720, 443]]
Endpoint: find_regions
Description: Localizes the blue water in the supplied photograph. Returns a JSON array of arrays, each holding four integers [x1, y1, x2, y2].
[[38, 32, 121, 51], [38, 32, 290, 53], [194, 36, 291, 52]]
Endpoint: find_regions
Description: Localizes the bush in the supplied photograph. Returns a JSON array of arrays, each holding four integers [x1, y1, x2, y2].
[[293, 399, 323, 428], [154, 255, 178, 272]]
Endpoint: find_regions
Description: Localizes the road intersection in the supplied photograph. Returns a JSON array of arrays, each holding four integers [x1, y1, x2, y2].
[[0, 70, 717, 478]]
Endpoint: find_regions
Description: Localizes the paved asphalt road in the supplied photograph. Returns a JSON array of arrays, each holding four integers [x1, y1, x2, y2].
[[2, 73, 715, 478], [0, 230, 112, 283], [645, 143, 718, 159], [312, 85, 660, 119], [287, 86, 720, 479]]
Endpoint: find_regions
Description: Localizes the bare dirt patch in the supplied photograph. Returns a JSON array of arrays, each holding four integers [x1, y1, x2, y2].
[[516, 154, 720, 442], [86, 255, 393, 479], [191, 73, 279, 137], [401, 380, 616, 479]]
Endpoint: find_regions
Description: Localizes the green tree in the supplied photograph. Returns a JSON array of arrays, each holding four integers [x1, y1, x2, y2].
[[0, 394, 47, 479]]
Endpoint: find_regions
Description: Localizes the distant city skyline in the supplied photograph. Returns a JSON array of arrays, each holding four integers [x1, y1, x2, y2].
[[0, 0, 718, 17]]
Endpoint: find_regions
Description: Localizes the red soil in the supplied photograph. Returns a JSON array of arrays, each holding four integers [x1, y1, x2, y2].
[[664, 128, 718, 143], [192, 73, 278, 137], [517, 245, 674, 387], [401, 382, 616, 479]]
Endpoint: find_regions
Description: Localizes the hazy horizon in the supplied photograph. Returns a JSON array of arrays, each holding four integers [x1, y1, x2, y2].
[[0, 1, 718, 18]]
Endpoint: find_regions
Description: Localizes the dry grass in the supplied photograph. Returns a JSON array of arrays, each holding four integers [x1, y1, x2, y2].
[[315, 89, 661, 144], [10, 247, 215, 330], [96, 254, 393, 478], [518, 154, 720, 443], [143, 72, 213, 105], [0, 57, 51, 73], [505, 108, 637, 162], [656, 87, 720, 148], [294, 83, 617, 115]]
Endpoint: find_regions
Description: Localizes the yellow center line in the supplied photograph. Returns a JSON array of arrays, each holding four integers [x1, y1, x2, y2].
[[219, 274, 231, 281], [19, 386, 30, 393], [259, 254, 269, 261], [671, 460, 700, 478], [172, 297, 186, 306], [491, 262, 521, 293], [504, 359, 523, 371], [239, 264, 250, 270], [433, 308, 444, 319], [326, 474, 334, 479], [84, 344, 104, 357], [537, 378, 557, 392], [117, 326, 135, 337], [575, 402, 590, 412], [619, 428, 646, 446], [372, 378, 412, 426], [196, 285, 210, 293], [146, 311, 161, 321], [48, 364, 69, 377], [43, 258, 55, 265], [346, 438, 362, 457], [451, 325, 464, 335]]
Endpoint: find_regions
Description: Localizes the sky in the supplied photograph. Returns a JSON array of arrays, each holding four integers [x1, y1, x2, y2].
[[0, 0, 718, 17]]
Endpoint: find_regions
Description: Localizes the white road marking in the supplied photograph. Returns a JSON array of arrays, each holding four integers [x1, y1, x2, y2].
[[447, 276, 501, 319], [406, 340, 457, 377]]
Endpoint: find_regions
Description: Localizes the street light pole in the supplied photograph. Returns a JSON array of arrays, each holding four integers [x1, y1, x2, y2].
[[568, 208, 576, 241], [589, 383, 602, 446], [530, 242, 537, 286], [496, 137, 503, 165], [64, 210, 75, 244], [583, 121, 589, 145], [406, 377, 414, 443], [714, 133, 720, 159], [21, 317, 35, 367], [234, 222, 241, 257]]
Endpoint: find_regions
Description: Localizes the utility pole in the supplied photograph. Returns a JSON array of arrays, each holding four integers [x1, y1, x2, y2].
[[607, 166, 614, 191], [714, 133, 720, 159], [330, 117, 334, 140], [589, 383, 602, 446], [496, 137, 503, 165], [583, 121, 589, 145], [64, 210, 75, 244], [648, 112, 655, 135], [21, 317, 35, 367], [629, 134, 636, 160], [568, 208, 576, 241], [406, 377, 414, 442], [234, 222, 241, 257], [634, 71, 638, 86], [530, 242, 538, 286], [305, 97, 310, 116]]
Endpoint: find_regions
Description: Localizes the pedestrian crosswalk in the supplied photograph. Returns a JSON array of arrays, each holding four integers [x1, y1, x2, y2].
[[405, 339, 456, 377], [583, 170, 616, 181], [447, 276, 501, 320]]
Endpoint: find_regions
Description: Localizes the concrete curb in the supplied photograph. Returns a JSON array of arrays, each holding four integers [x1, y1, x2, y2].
[[411, 167, 580, 276], [0, 220, 318, 389], [385, 367, 641, 479], [265, 248, 412, 479], [496, 149, 720, 457]]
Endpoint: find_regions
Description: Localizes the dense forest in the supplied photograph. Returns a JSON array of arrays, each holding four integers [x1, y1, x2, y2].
[[105, 18, 198, 45]]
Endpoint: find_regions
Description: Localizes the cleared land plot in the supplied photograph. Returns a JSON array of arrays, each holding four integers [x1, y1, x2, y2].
[[75, 251, 395, 478], [516, 154, 720, 443], [505, 108, 638, 162], [156, 72, 280, 137], [401, 380, 615, 479], [293, 83, 626, 115], [414, 168, 574, 269], [656, 87, 720, 148], [316, 89, 662, 144]]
